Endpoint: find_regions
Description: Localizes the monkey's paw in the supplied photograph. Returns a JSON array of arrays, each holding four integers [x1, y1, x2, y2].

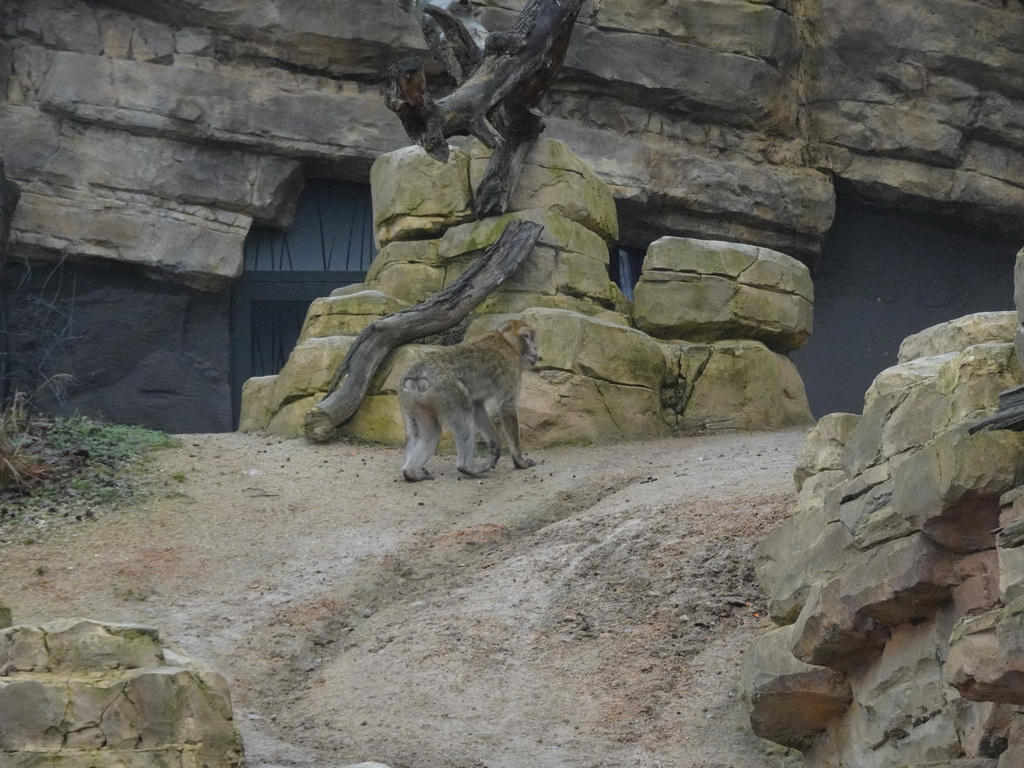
[[402, 468, 434, 482], [514, 457, 537, 469]]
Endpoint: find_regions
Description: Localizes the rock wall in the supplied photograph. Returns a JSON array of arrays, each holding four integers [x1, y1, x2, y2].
[[1, 0, 1023, 282], [4, 258, 233, 432], [0, 617, 245, 768], [743, 310, 1024, 767], [2, 0, 1022, 430]]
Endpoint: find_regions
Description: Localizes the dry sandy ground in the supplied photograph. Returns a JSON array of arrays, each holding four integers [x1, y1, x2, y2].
[[2, 428, 808, 768]]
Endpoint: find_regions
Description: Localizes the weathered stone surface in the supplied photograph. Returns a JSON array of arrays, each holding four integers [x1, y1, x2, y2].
[[436, 210, 626, 313], [0, 625, 48, 674], [1, 620, 163, 674], [519, 368, 667, 447], [810, 0, 1024, 236], [998, 489, 1024, 603], [270, 335, 354, 410], [29, 48, 405, 169], [863, 354, 952, 413], [563, 19, 790, 126], [952, 550, 1001, 619], [741, 624, 852, 749], [474, 2, 836, 257], [850, 535, 960, 626], [0, 619, 242, 768], [835, 474, 916, 552], [300, 291, 410, 341], [633, 238, 813, 352], [791, 534, 959, 670], [840, 615, 982, 768], [593, 0, 795, 64], [37, 618, 164, 673], [898, 312, 1018, 364], [1016, 248, 1024, 370], [1001, 747, 1024, 768], [470, 308, 669, 445], [0, 601, 10, 630], [793, 412, 859, 491], [362, 240, 444, 305], [932, 343, 1023, 432], [0, 678, 66, 750], [464, 137, 619, 244], [753, 313, 1024, 766], [666, 340, 813, 432], [6, 0, 1024, 298], [238, 375, 278, 434], [10, 0, 424, 75], [372, 137, 619, 247], [755, 476, 853, 624], [472, 308, 665, 392], [790, 579, 889, 672], [892, 427, 1024, 553], [844, 342, 1023, 481], [0, 106, 302, 226], [371, 144, 475, 245], [948, 598, 1024, 705], [472, 291, 630, 324], [555, 117, 836, 259], [842, 385, 916, 478], [11, 186, 251, 285], [263, 394, 319, 438]]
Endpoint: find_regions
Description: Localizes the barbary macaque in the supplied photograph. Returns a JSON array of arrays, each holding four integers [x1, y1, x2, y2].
[[399, 320, 539, 481]]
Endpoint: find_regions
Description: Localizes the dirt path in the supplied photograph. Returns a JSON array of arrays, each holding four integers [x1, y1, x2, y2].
[[2, 428, 807, 768]]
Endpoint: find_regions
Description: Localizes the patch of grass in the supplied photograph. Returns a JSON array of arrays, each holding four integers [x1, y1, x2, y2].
[[0, 398, 177, 529]]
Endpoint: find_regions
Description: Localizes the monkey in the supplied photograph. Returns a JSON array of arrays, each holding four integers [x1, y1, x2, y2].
[[398, 319, 539, 482]]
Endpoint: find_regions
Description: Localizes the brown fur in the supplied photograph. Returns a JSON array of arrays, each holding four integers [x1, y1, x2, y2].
[[399, 320, 538, 482]]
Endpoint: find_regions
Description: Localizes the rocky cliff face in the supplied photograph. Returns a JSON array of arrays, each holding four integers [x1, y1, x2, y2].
[[743, 307, 1024, 768], [1, 0, 1023, 283], [0, 0, 1022, 430]]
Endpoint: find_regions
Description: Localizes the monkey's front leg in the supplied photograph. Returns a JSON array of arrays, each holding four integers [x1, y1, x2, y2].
[[497, 402, 535, 469]]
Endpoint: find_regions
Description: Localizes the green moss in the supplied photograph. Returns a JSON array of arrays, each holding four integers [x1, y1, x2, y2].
[[0, 412, 177, 523]]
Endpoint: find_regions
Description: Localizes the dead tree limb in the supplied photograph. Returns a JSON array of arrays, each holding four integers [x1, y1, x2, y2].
[[303, 220, 543, 442], [387, 0, 584, 216]]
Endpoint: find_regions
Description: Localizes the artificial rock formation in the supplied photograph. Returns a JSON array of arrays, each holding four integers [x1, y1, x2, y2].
[[240, 137, 814, 444], [0, 618, 244, 768], [2, 0, 1023, 283], [743, 311, 1024, 767], [633, 237, 813, 353], [1, 0, 1022, 433]]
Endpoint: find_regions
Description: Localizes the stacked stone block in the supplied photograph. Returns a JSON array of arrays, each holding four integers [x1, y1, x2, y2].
[[743, 311, 1024, 768], [240, 138, 814, 444], [0, 618, 244, 768], [633, 237, 813, 353]]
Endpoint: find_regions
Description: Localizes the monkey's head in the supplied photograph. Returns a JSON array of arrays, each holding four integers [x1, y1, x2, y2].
[[499, 320, 539, 368]]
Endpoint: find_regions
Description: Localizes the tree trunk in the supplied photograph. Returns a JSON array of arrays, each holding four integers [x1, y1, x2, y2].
[[303, 219, 543, 442]]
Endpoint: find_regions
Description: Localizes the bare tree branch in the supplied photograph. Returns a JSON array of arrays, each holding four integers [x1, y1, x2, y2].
[[387, 0, 584, 215]]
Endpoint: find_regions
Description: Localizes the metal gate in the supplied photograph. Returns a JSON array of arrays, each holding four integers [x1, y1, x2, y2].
[[230, 180, 377, 426]]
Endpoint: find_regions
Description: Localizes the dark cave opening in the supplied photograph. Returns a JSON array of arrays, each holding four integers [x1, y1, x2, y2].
[[791, 195, 1020, 418]]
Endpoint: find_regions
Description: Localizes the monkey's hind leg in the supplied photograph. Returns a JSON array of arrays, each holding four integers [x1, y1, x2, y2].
[[402, 403, 442, 482], [472, 401, 502, 472], [451, 399, 498, 478]]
